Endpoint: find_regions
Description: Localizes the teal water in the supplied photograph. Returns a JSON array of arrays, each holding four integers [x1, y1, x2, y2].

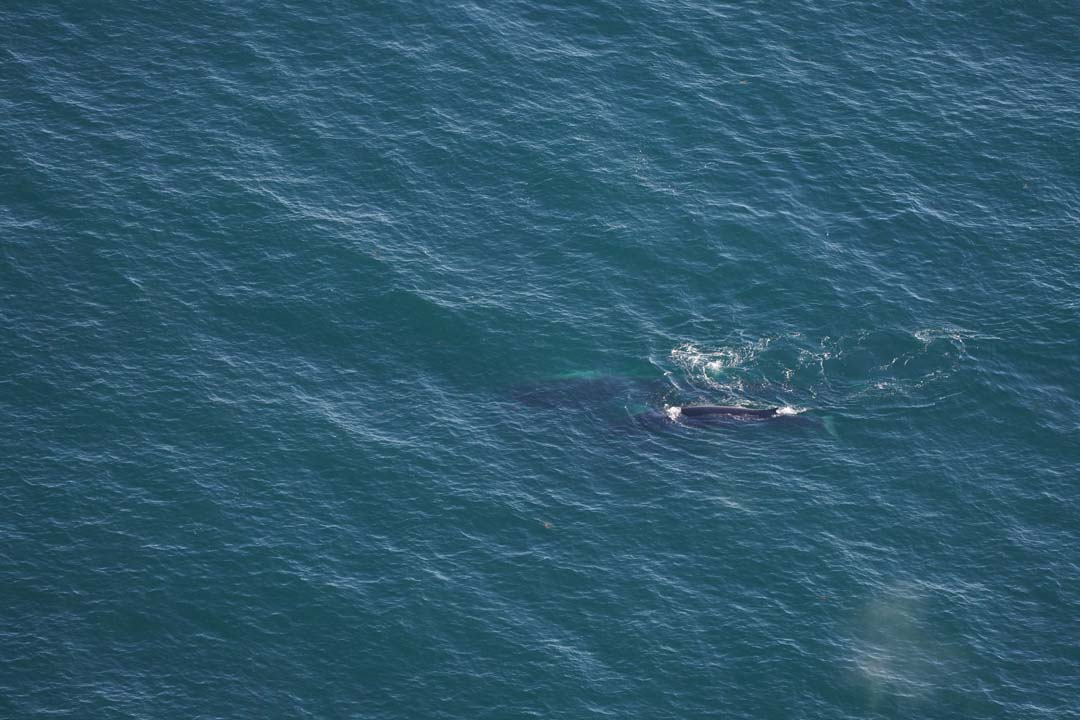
[[3, 2, 1079, 717]]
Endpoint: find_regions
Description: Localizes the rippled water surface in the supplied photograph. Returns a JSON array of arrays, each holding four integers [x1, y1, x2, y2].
[[3, 2, 1078, 718]]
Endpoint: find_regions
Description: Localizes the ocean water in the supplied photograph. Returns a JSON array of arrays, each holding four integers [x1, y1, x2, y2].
[[2, 1, 1078, 717]]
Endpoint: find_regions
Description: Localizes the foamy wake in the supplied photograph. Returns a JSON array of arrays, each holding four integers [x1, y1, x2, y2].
[[670, 342, 763, 389]]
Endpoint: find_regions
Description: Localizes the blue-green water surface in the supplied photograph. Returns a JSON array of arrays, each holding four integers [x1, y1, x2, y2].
[[2, 2, 1078, 718]]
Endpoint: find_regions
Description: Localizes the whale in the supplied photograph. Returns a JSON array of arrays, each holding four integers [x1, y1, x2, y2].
[[676, 405, 780, 419], [632, 404, 815, 431], [508, 374, 821, 433]]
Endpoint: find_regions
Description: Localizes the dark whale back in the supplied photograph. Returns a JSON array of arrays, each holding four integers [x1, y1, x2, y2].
[[679, 405, 778, 418], [630, 404, 820, 433]]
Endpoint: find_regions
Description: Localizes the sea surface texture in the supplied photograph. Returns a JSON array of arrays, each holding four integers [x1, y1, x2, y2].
[[3, 2, 1079, 718]]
